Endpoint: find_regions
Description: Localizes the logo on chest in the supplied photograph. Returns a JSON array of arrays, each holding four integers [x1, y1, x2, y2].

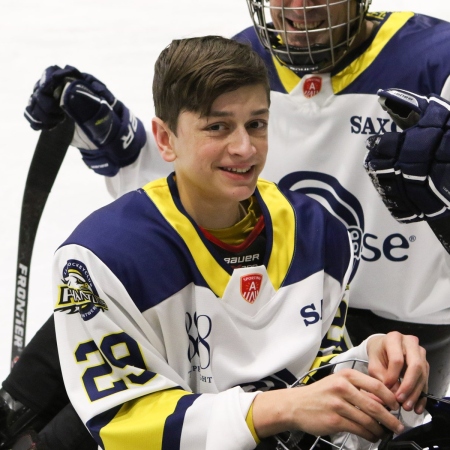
[[240, 274, 263, 304], [303, 76, 322, 98]]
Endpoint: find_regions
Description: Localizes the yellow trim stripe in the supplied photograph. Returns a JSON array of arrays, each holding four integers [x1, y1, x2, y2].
[[246, 402, 260, 444], [273, 56, 302, 93], [256, 180, 295, 290], [143, 178, 231, 298], [332, 12, 414, 93], [100, 389, 192, 450], [144, 178, 296, 294]]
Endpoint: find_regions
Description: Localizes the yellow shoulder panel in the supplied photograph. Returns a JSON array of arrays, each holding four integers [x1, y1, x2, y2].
[[143, 178, 231, 298], [256, 180, 295, 290]]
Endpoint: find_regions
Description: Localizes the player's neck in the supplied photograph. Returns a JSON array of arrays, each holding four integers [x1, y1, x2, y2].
[[350, 18, 378, 53], [181, 195, 248, 230]]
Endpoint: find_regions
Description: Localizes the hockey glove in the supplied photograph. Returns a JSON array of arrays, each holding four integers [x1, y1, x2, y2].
[[24, 65, 146, 176], [364, 88, 450, 224], [24, 65, 82, 131]]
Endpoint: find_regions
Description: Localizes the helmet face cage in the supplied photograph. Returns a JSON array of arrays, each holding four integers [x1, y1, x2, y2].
[[263, 359, 400, 450], [246, 0, 371, 74], [258, 358, 450, 450]]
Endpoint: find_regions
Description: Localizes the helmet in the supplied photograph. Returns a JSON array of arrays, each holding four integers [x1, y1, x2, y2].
[[256, 359, 390, 450], [245, 0, 371, 74], [255, 359, 450, 450]]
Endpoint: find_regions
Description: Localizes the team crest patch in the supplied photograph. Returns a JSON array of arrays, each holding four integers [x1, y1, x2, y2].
[[55, 259, 108, 321], [303, 76, 322, 98], [240, 274, 262, 304]]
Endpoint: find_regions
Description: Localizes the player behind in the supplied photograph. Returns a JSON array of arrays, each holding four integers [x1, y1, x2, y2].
[[3, 0, 450, 448], [52, 35, 427, 449]]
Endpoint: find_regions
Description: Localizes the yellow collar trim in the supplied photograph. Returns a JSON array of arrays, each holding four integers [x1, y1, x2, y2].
[[143, 178, 231, 298], [256, 180, 296, 289], [273, 56, 302, 94], [143, 178, 295, 296]]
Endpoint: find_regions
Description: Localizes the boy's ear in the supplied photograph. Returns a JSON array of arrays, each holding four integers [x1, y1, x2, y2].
[[152, 117, 176, 162]]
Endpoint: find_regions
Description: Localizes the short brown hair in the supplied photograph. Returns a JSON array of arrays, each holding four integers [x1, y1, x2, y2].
[[153, 35, 270, 133]]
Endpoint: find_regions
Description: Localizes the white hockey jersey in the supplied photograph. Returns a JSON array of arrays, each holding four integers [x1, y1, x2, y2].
[[106, 12, 450, 325], [53, 177, 356, 449]]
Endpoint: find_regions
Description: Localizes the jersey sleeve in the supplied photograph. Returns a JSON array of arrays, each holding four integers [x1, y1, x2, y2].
[[53, 243, 259, 450], [105, 130, 173, 199]]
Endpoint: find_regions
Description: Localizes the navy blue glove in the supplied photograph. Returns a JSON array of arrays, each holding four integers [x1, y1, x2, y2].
[[24, 65, 82, 130], [24, 65, 146, 176], [364, 88, 450, 224]]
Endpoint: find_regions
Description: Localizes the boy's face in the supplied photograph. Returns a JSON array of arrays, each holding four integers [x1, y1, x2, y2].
[[165, 84, 269, 212]]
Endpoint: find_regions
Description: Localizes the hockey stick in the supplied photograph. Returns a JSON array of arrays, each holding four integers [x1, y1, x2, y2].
[[11, 117, 74, 368]]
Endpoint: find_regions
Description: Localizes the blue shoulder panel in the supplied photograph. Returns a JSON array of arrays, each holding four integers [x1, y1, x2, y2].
[[279, 188, 352, 287], [61, 188, 210, 312], [233, 26, 287, 94], [339, 13, 450, 96]]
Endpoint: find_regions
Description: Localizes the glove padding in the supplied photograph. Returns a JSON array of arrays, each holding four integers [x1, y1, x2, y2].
[[24, 65, 146, 176], [364, 88, 450, 224], [24, 65, 82, 130]]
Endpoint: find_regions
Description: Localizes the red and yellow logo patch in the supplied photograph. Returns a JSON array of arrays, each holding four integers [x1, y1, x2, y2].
[[240, 274, 262, 304], [303, 76, 322, 98]]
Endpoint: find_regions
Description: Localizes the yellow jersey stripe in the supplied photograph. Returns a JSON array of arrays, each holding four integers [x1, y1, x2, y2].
[[100, 389, 193, 449], [256, 180, 295, 290], [143, 178, 231, 298], [245, 402, 260, 444], [273, 56, 302, 93]]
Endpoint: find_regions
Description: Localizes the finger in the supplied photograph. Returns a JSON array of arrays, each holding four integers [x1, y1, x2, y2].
[[384, 332, 409, 389], [368, 332, 405, 389], [332, 412, 383, 443], [322, 384, 388, 441], [328, 395, 401, 441], [394, 336, 428, 410], [345, 386, 404, 436], [338, 370, 403, 423], [413, 395, 427, 415]]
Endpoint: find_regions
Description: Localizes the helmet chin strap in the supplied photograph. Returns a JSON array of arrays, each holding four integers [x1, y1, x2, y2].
[[274, 44, 333, 75]]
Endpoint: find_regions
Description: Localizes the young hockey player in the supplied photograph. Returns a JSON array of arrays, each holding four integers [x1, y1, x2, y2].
[[52, 34, 427, 449], [3, 0, 448, 448]]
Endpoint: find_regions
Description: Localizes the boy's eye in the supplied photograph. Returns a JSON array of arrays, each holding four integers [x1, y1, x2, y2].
[[206, 123, 226, 131], [248, 120, 267, 129]]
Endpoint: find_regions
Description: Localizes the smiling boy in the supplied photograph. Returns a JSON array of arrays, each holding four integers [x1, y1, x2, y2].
[[52, 36, 428, 449]]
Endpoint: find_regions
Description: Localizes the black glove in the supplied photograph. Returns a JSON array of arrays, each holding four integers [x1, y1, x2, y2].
[[24, 65, 146, 176], [364, 88, 450, 252], [365, 88, 450, 223]]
